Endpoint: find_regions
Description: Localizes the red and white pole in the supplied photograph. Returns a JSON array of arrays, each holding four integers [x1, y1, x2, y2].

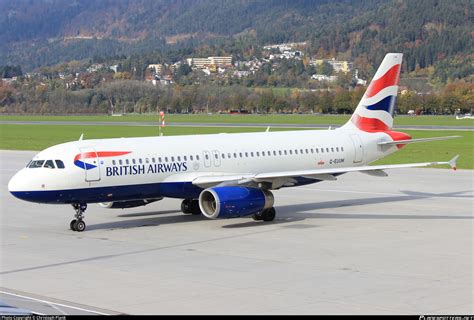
[[160, 111, 165, 128]]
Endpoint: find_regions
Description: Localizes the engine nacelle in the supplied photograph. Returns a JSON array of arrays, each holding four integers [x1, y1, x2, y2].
[[98, 198, 162, 209], [199, 186, 274, 219]]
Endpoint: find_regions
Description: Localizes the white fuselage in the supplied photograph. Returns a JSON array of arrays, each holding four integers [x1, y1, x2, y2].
[[8, 128, 396, 204]]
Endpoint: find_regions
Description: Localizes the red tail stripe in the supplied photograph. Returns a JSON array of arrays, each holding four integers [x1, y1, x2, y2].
[[352, 114, 390, 131], [365, 64, 401, 98]]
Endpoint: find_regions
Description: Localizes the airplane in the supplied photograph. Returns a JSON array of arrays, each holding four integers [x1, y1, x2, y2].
[[8, 53, 460, 232], [456, 113, 473, 120]]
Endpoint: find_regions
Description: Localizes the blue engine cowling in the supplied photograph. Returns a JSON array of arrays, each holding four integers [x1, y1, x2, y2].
[[199, 186, 274, 219]]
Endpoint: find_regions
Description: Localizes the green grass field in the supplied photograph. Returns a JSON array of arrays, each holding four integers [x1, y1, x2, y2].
[[1, 114, 472, 127], [1, 124, 472, 169]]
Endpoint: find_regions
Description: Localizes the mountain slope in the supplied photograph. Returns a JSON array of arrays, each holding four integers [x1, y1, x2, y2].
[[1, 0, 472, 79]]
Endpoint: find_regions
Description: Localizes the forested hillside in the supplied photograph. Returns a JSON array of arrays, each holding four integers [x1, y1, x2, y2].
[[1, 0, 472, 80]]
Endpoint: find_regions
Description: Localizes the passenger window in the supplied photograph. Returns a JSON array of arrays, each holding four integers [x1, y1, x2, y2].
[[234, 153, 237, 158], [289, 150, 293, 155], [164, 157, 168, 162], [205, 154, 209, 160], [305, 149, 309, 154], [152, 157, 156, 163], [326, 148, 329, 153], [336, 147, 339, 152], [139, 158, 143, 164], [315, 148, 318, 153], [44, 160, 55, 169], [250, 152, 254, 157], [279, 151, 282, 155], [245, 152, 248, 157], [158, 157, 162, 162], [189, 155, 193, 161], [341, 147, 344, 152], [112, 160, 116, 166], [284, 150, 287, 155], [321, 149, 324, 153], [222, 154, 225, 159], [239, 153, 243, 158], [55, 160, 65, 169], [214, 154, 218, 159], [228, 153, 231, 158], [171, 157, 174, 162], [119, 159, 123, 165], [126, 159, 129, 165], [184, 156, 187, 161], [273, 151, 277, 156], [196, 155, 200, 160], [331, 147, 334, 152], [132, 159, 136, 164], [256, 152, 259, 157]]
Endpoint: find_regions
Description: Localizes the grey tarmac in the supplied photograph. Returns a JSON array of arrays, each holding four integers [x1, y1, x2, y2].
[[0, 150, 472, 315]]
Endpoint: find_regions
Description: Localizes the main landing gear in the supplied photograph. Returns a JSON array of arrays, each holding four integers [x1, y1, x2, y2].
[[181, 199, 202, 215], [70, 203, 87, 232], [252, 207, 276, 222]]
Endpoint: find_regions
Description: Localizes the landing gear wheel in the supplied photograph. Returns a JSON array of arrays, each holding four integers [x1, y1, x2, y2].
[[74, 220, 86, 232], [181, 199, 202, 215], [190, 200, 202, 215], [262, 207, 276, 222], [181, 199, 192, 214], [252, 212, 264, 221], [70, 203, 87, 232]]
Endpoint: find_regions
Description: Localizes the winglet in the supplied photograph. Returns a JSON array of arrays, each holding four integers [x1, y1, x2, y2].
[[449, 155, 459, 171], [79, 133, 84, 141]]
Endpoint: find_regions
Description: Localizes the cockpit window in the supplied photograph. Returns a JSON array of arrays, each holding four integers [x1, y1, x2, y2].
[[44, 160, 55, 169], [28, 160, 45, 168], [55, 160, 65, 169]]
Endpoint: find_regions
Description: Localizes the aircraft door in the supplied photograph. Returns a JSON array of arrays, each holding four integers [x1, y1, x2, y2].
[[349, 134, 364, 163], [203, 151, 211, 167], [212, 150, 221, 167], [78, 146, 101, 182]]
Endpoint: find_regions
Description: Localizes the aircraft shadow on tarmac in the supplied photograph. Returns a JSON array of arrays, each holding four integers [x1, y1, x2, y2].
[[86, 189, 473, 231]]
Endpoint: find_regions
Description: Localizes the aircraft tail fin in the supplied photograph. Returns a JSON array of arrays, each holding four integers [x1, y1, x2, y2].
[[343, 53, 403, 132]]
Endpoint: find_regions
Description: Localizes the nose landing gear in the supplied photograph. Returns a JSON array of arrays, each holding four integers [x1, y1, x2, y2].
[[70, 203, 87, 232]]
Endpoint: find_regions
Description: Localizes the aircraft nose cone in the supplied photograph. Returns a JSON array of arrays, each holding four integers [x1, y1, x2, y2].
[[8, 169, 33, 201], [8, 171, 20, 192]]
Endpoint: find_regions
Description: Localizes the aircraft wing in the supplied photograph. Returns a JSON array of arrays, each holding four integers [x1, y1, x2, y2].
[[192, 155, 459, 189]]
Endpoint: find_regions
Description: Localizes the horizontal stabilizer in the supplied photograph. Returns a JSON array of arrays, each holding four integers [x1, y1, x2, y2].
[[378, 135, 461, 146]]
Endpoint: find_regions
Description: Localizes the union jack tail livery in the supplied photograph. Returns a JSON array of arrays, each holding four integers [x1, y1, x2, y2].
[[345, 53, 403, 132]]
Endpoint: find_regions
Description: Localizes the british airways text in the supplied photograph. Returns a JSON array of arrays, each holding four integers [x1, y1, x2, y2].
[[106, 162, 188, 177]]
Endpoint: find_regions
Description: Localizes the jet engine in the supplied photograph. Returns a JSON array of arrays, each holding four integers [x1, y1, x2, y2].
[[98, 198, 162, 209], [199, 186, 274, 219]]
